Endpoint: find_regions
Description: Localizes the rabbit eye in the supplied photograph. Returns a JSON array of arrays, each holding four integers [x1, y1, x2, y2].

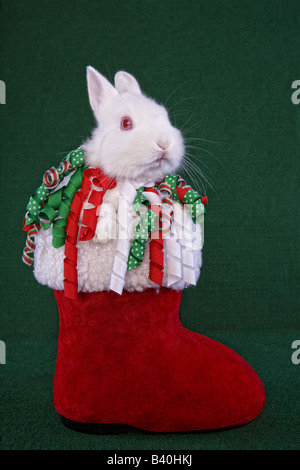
[[120, 116, 133, 130]]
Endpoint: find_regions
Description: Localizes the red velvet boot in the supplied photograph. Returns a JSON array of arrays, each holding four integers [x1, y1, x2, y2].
[[53, 287, 265, 433]]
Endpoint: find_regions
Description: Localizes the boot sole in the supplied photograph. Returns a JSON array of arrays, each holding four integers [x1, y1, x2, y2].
[[60, 414, 253, 435], [60, 415, 132, 434]]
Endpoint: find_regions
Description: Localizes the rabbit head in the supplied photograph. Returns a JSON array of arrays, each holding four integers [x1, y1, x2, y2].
[[83, 66, 185, 183]]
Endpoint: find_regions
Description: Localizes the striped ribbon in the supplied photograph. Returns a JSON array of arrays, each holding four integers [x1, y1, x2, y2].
[[159, 181, 174, 234], [22, 221, 40, 266], [23, 161, 208, 294], [39, 167, 85, 248], [24, 148, 85, 228], [79, 171, 116, 241], [126, 175, 206, 280], [164, 174, 207, 223], [22, 148, 85, 267], [63, 168, 116, 300]]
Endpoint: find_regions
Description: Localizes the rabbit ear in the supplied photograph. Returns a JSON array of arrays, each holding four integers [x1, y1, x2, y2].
[[87, 66, 118, 114], [114, 71, 142, 95]]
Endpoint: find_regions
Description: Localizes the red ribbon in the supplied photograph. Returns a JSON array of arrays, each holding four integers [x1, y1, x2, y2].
[[22, 219, 41, 232], [176, 181, 207, 207], [63, 168, 116, 300], [144, 188, 164, 287], [22, 219, 41, 266], [79, 172, 116, 241]]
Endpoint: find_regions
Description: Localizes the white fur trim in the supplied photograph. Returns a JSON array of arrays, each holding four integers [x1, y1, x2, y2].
[[33, 182, 202, 293]]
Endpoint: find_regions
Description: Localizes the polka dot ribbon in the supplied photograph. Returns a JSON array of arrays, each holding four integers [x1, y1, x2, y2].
[[24, 148, 85, 227], [159, 175, 207, 286], [22, 148, 85, 266], [164, 174, 207, 223], [127, 187, 158, 271], [126, 175, 207, 278], [39, 167, 85, 248], [63, 168, 116, 300], [23, 159, 208, 293]]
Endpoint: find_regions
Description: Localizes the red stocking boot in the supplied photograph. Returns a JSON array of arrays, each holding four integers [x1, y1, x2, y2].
[[53, 288, 265, 433]]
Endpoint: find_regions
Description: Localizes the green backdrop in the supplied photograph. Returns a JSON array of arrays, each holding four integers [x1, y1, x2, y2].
[[0, 0, 299, 450]]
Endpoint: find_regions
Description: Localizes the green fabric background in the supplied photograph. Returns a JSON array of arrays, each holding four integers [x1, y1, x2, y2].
[[0, 0, 299, 450]]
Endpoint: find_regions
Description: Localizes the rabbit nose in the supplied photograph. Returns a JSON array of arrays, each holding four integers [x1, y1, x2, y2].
[[157, 140, 169, 151]]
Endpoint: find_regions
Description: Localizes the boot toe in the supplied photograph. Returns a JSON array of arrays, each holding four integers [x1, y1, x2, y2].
[[192, 338, 266, 430], [215, 355, 265, 429]]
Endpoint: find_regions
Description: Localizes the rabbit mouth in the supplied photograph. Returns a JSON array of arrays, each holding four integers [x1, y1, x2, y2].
[[153, 150, 169, 165], [156, 152, 166, 162], [154, 156, 164, 165], [140, 155, 167, 169], [150, 157, 167, 169], [133, 152, 174, 178]]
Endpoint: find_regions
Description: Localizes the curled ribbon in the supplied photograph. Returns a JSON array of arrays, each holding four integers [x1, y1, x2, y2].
[[79, 170, 116, 241], [161, 180, 198, 286], [143, 188, 164, 286], [164, 174, 206, 224], [110, 181, 137, 295], [43, 166, 61, 189], [24, 148, 85, 228], [23, 158, 208, 294], [22, 148, 85, 267], [127, 187, 158, 271], [63, 168, 116, 300], [39, 167, 85, 248], [164, 174, 206, 284], [22, 221, 40, 266], [160, 176, 207, 286], [159, 181, 182, 286], [173, 203, 197, 285]]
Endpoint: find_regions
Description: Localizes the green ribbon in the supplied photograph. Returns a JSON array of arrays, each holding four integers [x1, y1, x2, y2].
[[127, 175, 206, 270], [39, 166, 85, 248], [127, 187, 158, 271], [164, 174, 181, 203], [164, 173, 205, 224], [24, 148, 85, 227], [182, 188, 205, 224], [23, 149, 207, 276]]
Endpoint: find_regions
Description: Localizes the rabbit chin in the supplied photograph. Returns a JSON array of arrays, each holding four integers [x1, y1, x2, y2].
[[83, 139, 184, 183], [87, 154, 181, 183], [110, 158, 181, 183]]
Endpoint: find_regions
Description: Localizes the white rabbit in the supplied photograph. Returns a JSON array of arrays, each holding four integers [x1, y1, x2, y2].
[[33, 67, 202, 293], [84, 67, 184, 183]]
